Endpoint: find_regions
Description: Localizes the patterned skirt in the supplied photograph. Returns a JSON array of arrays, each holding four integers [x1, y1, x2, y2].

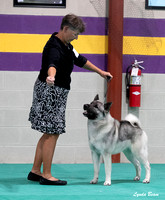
[[29, 79, 69, 134]]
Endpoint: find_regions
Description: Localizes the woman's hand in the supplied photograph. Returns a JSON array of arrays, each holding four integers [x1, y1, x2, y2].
[[100, 71, 113, 81], [83, 61, 113, 81], [46, 76, 55, 86], [46, 67, 56, 86]]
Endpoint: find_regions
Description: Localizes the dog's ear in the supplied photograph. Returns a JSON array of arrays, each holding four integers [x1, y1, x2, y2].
[[104, 102, 112, 112], [94, 94, 99, 101]]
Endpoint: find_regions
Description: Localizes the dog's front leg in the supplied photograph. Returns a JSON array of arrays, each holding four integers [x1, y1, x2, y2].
[[90, 151, 100, 184], [103, 153, 112, 186]]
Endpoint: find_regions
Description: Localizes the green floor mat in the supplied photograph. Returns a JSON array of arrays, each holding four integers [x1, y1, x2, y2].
[[0, 163, 164, 200]]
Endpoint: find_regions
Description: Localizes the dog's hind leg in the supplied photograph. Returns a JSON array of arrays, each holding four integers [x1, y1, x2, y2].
[[134, 147, 150, 183], [131, 133, 151, 183], [141, 160, 150, 183], [123, 149, 141, 181], [90, 151, 101, 184]]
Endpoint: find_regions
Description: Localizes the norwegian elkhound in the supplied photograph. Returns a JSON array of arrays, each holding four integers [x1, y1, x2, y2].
[[83, 94, 150, 186]]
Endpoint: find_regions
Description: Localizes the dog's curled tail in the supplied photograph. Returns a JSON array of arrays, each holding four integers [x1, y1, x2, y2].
[[125, 114, 141, 128]]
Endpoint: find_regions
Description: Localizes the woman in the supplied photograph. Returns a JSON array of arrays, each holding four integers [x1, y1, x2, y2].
[[28, 14, 112, 185]]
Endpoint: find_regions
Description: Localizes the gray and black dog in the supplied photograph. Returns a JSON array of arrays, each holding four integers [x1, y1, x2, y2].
[[83, 94, 150, 186]]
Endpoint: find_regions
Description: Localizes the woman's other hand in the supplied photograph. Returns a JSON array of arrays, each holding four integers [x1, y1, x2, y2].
[[46, 76, 55, 86]]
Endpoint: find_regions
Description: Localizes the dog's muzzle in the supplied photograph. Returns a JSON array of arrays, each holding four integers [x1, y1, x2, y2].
[[83, 104, 97, 120], [83, 104, 89, 117]]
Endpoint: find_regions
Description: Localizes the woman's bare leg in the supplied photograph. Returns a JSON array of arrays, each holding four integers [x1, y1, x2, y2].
[[31, 134, 45, 176], [31, 133, 59, 180], [42, 134, 59, 180]]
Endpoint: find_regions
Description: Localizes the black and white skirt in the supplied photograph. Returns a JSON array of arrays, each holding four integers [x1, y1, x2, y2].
[[29, 79, 69, 134]]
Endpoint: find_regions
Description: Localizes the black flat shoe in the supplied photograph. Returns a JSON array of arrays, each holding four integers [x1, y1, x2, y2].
[[40, 177, 67, 185], [27, 172, 42, 181]]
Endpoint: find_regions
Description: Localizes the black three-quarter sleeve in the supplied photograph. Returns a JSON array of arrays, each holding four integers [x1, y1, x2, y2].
[[38, 45, 61, 82], [72, 48, 87, 67], [43, 47, 61, 70]]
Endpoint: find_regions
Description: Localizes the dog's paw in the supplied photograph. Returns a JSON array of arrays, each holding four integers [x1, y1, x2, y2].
[[134, 176, 140, 181], [104, 181, 111, 186], [90, 178, 98, 184], [143, 179, 150, 184]]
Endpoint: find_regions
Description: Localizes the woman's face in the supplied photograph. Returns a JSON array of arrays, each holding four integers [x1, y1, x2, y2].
[[64, 27, 80, 44]]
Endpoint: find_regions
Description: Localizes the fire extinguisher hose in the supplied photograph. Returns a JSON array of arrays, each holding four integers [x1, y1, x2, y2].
[[125, 65, 132, 103]]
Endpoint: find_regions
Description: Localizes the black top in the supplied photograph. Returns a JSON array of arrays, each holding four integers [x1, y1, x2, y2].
[[38, 32, 87, 90]]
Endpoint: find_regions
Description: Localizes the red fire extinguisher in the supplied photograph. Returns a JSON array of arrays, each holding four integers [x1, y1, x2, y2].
[[125, 60, 144, 107]]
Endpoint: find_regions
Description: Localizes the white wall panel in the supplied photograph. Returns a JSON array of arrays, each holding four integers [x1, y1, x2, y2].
[[0, 0, 109, 17]]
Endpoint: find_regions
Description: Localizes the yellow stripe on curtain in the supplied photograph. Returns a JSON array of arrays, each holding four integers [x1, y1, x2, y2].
[[123, 36, 165, 56], [0, 33, 108, 54], [1, 34, 165, 56]]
